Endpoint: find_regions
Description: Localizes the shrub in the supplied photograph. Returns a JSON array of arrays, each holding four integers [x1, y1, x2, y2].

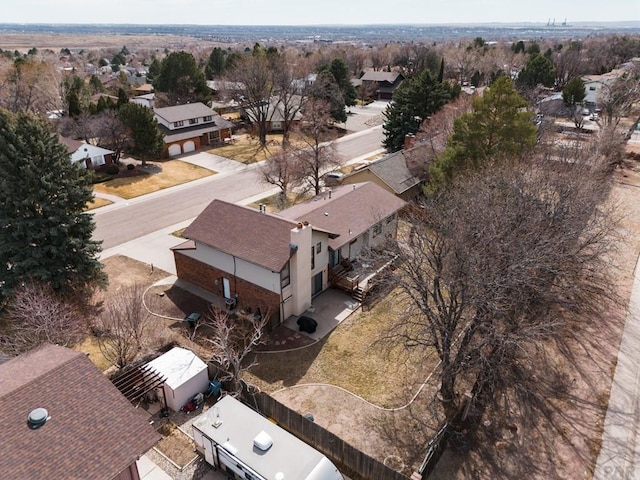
[[105, 163, 119, 175]]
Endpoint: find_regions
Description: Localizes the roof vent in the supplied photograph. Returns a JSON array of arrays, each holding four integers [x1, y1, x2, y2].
[[27, 408, 49, 429], [275, 473, 285, 480], [253, 430, 273, 451]]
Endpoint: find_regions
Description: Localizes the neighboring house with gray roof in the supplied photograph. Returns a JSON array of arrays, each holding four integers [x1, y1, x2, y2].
[[154, 102, 233, 157], [341, 150, 422, 200], [59, 135, 115, 171], [358, 71, 405, 100], [241, 95, 304, 133], [172, 182, 405, 327], [0, 344, 160, 480]]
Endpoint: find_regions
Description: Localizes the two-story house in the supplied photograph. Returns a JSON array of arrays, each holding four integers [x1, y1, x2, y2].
[[154, 102, 234, 157], [172, 182, 405, 329]]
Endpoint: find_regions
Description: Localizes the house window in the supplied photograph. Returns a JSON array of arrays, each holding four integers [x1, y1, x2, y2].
[[311, 246, 315, 270], [589, 86, 596, 91], [189, 118, 198, 125], [92, 155, 106, 166], [280, 261, 290, 288], [316, 242, 321, 254], [174, 120, 184, 127], [203, 115, 212, 122]]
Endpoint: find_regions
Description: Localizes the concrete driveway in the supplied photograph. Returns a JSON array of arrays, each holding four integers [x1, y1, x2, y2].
[[176, 150, 249, 174]]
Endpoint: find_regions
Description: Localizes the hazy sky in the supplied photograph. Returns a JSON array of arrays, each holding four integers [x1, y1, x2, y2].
[[3, 0, 639, 25]]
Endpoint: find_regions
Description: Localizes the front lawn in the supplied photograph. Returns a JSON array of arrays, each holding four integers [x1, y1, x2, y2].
[[86, 196, 112, 210], [93, 160, 214, 199]]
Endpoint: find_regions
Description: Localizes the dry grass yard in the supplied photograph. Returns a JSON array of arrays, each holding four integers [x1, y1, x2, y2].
[[86, 196, 112, 210], [93, 160, 213, 199], [246, 291, 440, 408]]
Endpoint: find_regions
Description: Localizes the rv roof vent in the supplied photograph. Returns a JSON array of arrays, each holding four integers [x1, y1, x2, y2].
[[27, 408, 49, 429], [275, 473, 285, 480], [253, 430, 273, 451]]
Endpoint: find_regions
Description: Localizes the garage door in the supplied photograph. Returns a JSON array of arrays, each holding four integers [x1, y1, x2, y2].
[[168, 144, 181, 157], [183, 140, 196, 153]]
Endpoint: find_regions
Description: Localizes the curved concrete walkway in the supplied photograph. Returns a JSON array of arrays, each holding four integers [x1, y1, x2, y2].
[[93, 191, 126, 203]]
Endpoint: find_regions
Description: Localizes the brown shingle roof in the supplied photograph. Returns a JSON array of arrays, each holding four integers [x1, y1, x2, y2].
[[280, 182, 406, 250], [183, 200, 297, 272], [0, 344, 160, 480], [58, 135, 84, 155]]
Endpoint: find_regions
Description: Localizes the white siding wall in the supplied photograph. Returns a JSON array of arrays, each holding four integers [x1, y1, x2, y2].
[[181, 244, 281, 294], [311, 231, 329, 291], [290, 225, 313, 315]]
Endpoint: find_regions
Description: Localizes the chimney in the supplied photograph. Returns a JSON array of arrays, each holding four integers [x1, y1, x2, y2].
[[404, 133, 416, 149]]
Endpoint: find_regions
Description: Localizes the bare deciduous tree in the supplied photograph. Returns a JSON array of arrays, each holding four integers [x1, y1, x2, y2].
[[229, 54, 275, 148], [94, 283, 151, 369], [600, 65, 640, 127], [0, 282, 85, 356], [272, 52, 308, 147], [295, 97, 341, 195], [92, 109, 129, 163], [259, 147, 303, 209], [382, 153, 619, 443], [198, 306, 269, 397]]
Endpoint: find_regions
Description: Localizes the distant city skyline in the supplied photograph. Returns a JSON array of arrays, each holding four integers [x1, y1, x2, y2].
[[3, 0, 639, 26]]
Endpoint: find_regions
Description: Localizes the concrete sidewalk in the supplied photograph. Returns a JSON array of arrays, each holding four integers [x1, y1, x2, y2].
[[594, 253, 640, 479]]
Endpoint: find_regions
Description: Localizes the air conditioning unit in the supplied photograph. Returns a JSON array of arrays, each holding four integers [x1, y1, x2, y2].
[[253, 430, 273, 451]]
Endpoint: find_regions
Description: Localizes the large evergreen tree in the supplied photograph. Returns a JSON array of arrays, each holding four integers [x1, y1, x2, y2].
[[428, 77, 537, 192], [118, 102, 164, 165], [155, 51, 210, 105], [382, 69, 452, 152], [562, 77, 586, 109], [517, 53, 556, 88], [0, 110, 106, 301], [205, 47, 227, 79], [316, 58, 357, 119]]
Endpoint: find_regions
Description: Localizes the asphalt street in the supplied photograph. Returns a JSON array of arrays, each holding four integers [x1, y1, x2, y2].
[[94, 125, 384, 250]]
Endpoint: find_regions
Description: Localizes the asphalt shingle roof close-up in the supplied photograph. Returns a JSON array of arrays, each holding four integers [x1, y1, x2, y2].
[[0, 344, 160, 480]]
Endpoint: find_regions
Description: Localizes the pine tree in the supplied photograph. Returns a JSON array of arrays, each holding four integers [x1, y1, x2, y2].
[[382, 70, 451, 152], [427, 77, 537, 192], [0, 111, 106, 301], [118, 102, 164, 165]]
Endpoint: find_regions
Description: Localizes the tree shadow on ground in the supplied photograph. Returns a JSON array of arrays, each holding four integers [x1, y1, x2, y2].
[[427, 309, 624, 480]]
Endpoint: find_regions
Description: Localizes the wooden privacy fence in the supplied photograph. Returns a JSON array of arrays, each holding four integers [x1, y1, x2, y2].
[[245, 391, 410, 480]]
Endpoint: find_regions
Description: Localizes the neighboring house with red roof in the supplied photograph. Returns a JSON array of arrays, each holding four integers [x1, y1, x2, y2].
[[0, 344, 160, 480], [154, 102, 234, 157], [59, 135, 116, 171], [172, 182, 405, 328]]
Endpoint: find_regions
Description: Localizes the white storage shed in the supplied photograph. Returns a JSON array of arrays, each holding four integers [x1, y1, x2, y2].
[[145, 347, 209, 412], [192, 395, 344, 480]]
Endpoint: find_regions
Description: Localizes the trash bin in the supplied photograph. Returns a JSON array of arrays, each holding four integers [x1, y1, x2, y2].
[[207, 380, 222, 399]]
